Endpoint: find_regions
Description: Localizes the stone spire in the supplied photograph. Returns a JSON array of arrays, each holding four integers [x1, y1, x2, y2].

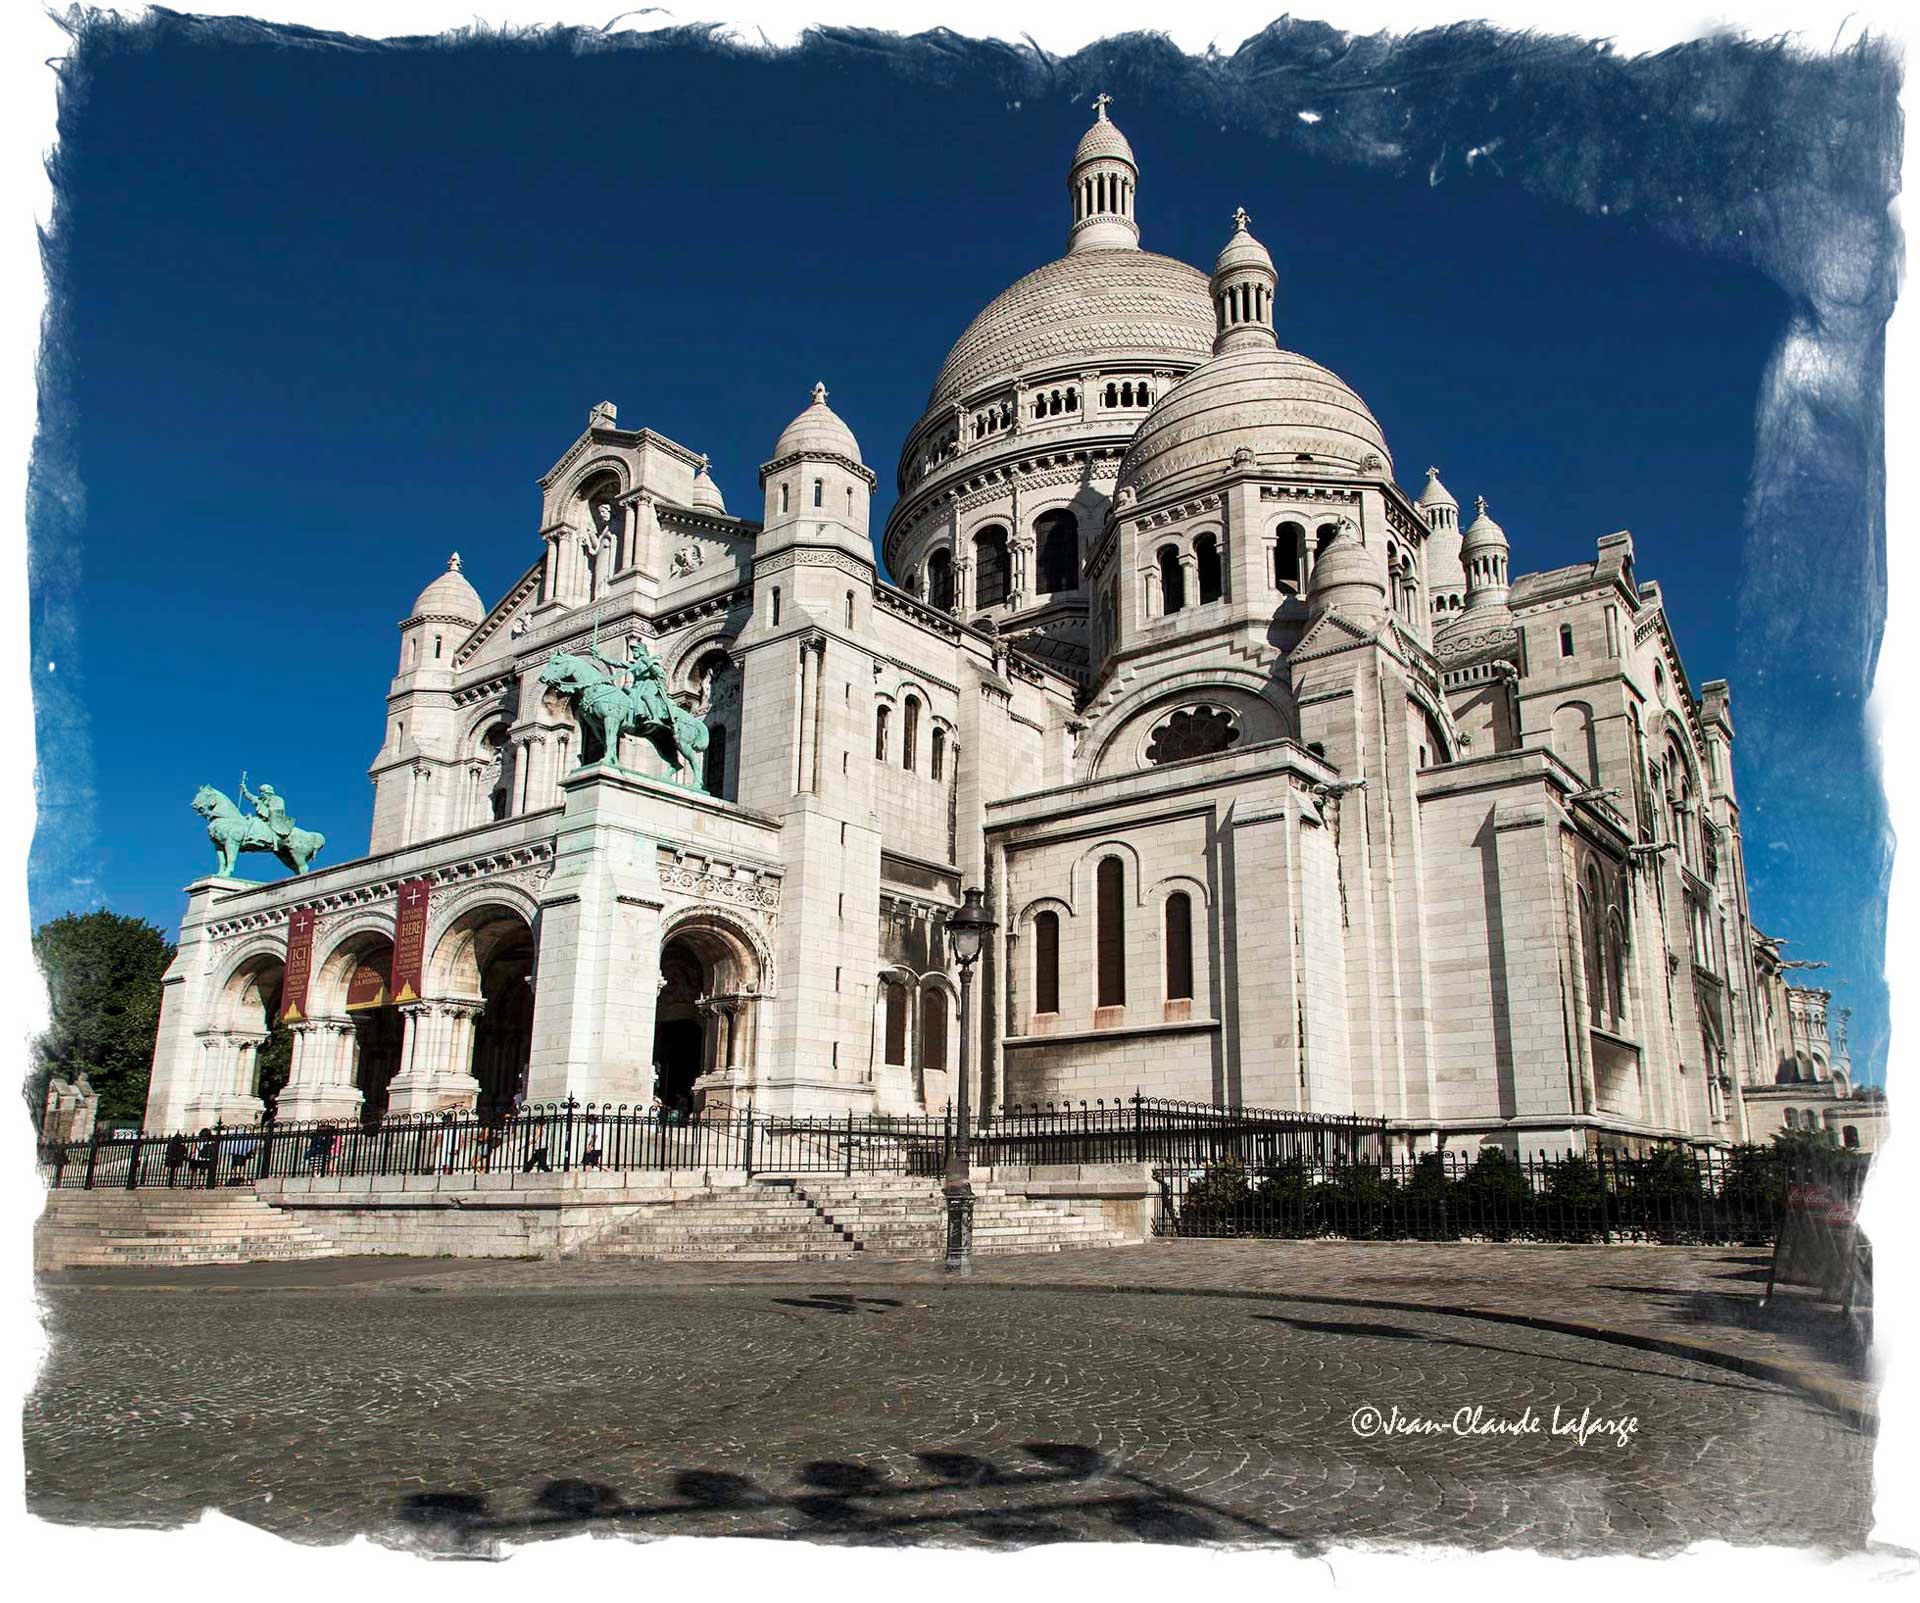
[[1210, 206, 1278, 356], [1066, 93, 1141, 254]]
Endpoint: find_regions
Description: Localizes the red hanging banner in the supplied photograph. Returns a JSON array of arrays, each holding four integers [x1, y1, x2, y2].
[[280, 907, 316, 1023], [391, 876, 431, 1003]]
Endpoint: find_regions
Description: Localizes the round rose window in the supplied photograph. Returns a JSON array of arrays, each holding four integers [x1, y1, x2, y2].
[[1146, 705, 1240, 765]]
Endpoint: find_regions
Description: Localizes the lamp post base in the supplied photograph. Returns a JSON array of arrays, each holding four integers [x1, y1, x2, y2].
[[943, 1183, 974, 1273]]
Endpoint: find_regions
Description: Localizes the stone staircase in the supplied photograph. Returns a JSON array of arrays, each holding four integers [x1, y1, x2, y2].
[[778, 1176, 1137, 1256], [36, 1189, 345, 1271], [583, 1185, 860, 1262]]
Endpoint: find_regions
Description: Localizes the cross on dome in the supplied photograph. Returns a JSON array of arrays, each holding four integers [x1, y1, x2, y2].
[[448, 552, 463, 572], [1092, 91, 1113, 120], [812, 381, 828, 405], [1476, 495, 1489, 515], [1232, 205, 1251, 232]]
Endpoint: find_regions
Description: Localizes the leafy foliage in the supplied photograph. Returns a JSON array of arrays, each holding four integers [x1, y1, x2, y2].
[[30, 912, 175, 1124]]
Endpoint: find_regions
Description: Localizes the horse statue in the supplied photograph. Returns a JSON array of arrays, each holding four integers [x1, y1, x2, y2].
[[538, 646, 710, 787], [191, 784, 327, 876]]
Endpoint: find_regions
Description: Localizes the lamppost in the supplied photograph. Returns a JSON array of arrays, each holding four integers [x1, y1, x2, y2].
[[943, 885, 997, 1273]]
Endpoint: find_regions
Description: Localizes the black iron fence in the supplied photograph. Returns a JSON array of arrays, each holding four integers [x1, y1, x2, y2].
[[41, 1098, 1859, 1248], [37, 1094, 1386, 1192], [1151, 1143, 1871, 1246]]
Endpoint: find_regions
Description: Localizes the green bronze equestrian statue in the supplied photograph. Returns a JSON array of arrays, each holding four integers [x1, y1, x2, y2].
[[538, 638, 710, 787], [192, 775, 327, 876]]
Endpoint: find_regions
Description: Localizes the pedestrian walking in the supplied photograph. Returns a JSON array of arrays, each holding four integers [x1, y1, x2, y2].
[[164, 1133, 189, 1188]]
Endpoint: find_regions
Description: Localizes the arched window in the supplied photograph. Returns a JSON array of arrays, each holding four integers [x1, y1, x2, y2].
[[919, 989, 947, 1079], [1195, 534, 1223, 604], [1157, 545, 1185, 614], [845, 591, 855, 630], [1560, 623, 1575, 658], [1274, 522, 1306, 592], [780, 482, 790, 515], [812, 478, 823, 508], [1581, 867, 1606, 1027], [1036, 510, 1079, 594], [1105, 383, 1117, 407], [931, 727, 946, 782], [1096, 856, 1126, 1009], [770, 587, 782, 626], [882, 979, 908, 1066], [846, 486, 854, 518], [1606, 911, 1628, 1028], [927, 549, 955, 612], [1164, 892, 1194, 1002], [875, 704, 890, 762], [902, 695, 920, 771], [1033, 910, 1060, 1015], [973, 526, 1010, 608], [1844, 1125, 1861, 1149]]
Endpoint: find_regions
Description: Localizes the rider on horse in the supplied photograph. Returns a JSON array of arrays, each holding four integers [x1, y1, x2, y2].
[[587, 637, 674, 734], [239, 775, 296, 846]]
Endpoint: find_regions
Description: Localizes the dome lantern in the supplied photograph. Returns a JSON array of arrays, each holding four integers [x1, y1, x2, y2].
[[1066, 93, 1141, 255], [1211, 207, 1278, 355]]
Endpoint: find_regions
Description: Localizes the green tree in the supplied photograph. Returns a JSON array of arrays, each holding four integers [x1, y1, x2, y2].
[[29, 911, 175, 1125]]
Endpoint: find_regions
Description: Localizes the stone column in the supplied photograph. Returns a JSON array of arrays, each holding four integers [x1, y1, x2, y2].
[[387, 1001, 484, 1115], [276, 1017, 365, 1122], [795, 640, 822, 794], [184, 1029, 266, 1130]]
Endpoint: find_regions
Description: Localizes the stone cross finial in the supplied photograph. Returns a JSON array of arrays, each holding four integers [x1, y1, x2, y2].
[[1476, 495, 1489, 516], [697, 452, 710, 472], [1232, 205, 1250, 232], [1426, 465, 1440, 480], [448, 552, 463, 573], [1092, 92, 1112, 120], [812, 381, 828, 405]]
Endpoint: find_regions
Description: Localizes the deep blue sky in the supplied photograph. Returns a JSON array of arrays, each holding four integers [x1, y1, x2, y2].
[[32, 19, 1889, 1079]]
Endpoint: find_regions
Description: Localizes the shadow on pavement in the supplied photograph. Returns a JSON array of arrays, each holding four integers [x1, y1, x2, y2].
[[391, 1440, 1303, 1552]]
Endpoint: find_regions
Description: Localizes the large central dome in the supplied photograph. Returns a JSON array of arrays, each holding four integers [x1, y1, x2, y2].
[[925, 250, 1214, 411]]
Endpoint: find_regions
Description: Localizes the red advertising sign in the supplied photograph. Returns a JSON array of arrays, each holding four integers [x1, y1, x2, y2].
[[280, 907, 316, 1023], [345, 954, 391, 1012], [392, 876, 431, 1003]]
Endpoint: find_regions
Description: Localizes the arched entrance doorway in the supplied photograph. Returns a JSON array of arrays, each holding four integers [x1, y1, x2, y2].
[[651, 920, 763, 1115], [308, 929, 405, 1120], [428, 900, 537, 1114], [183, 950, 286, 1128]]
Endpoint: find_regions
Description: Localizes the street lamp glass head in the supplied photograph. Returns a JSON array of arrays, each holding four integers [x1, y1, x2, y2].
[[946, 885, 997, 967]]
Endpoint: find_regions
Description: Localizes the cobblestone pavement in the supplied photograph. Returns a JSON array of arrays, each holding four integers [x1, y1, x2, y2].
[[27, 1266, 1872, 1555], [45, 1241, 1872, 1414]]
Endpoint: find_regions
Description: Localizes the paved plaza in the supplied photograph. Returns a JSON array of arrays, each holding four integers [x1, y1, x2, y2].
[[27, 1243, 1874, 1555]]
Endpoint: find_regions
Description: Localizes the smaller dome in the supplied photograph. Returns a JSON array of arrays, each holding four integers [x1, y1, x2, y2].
[[1308, 526, 1386, 617], [1215, 207, 1274, 276], [689, 453, 726, 514], [1116, 346, 1392, 499], [772, 382, 863, 465], [1461, 495, 1507, 551], [412, 552, 483, 623], [1072, 96, 1136, 169], [1417, 466, 1458, 511]]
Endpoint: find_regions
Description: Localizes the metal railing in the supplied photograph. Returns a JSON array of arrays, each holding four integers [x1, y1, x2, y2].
[[34, 1093, 1388, 1191], [1150, 1143, 1871, 1246]]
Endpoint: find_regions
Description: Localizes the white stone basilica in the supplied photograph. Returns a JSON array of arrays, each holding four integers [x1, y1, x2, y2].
[[146, 103, 1815, 1155]]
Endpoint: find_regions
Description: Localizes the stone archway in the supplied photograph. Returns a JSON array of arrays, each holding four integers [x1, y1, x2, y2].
[[304, 928, 404, 1119], [191, 950, 284, 1127], [425, 900, 538, 1114], [652, 917, 764, 1115]]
